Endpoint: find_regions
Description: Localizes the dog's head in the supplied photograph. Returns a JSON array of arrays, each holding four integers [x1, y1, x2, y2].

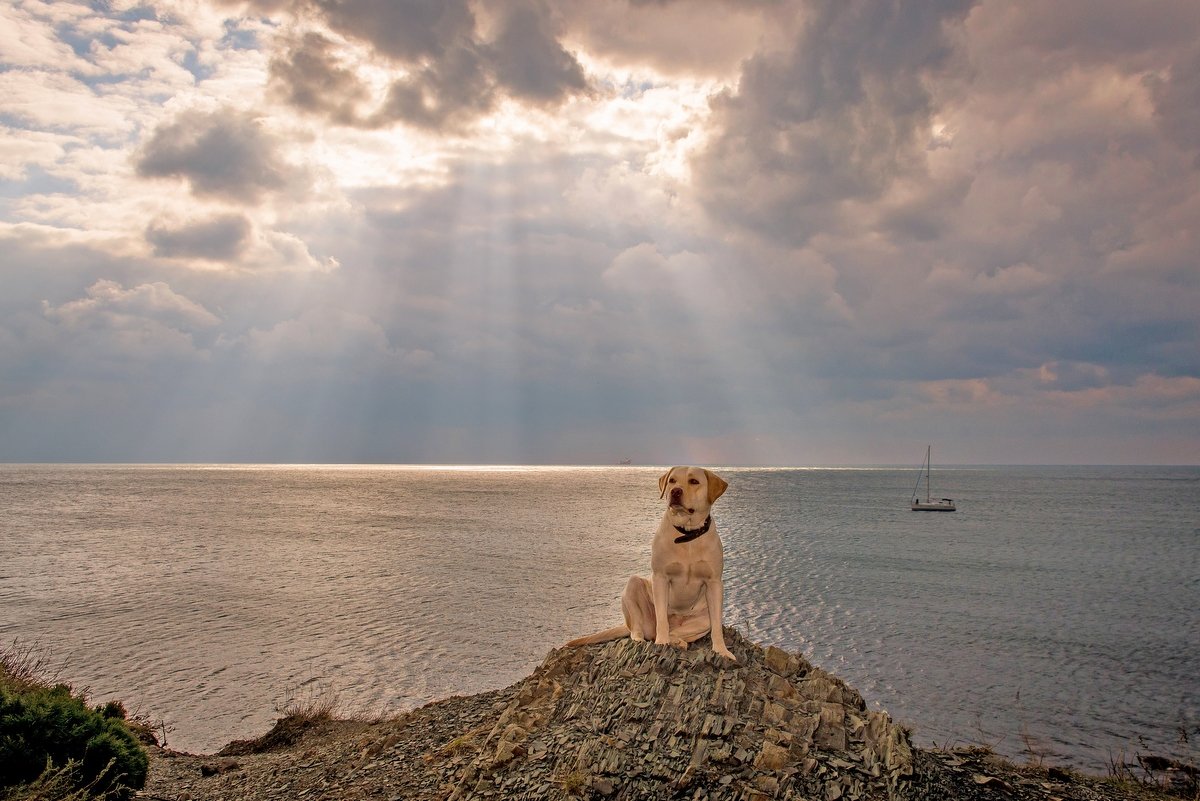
[[658, 466, 728, 516]]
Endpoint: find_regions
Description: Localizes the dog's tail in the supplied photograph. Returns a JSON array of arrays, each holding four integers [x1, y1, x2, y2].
[[565, 625, 629, 647]]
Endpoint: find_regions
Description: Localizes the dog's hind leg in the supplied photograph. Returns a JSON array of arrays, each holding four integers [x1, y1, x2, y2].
[[621, 576, 657, 642]]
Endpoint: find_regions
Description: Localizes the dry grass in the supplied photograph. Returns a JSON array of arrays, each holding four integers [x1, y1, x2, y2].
[[441, 732, 478, 755], [1019, 722, 1048, 768], [219, 680, 343, 756], [553, 768, 589, 796], [1107, 744, 1199, 800], [2, 761, 96, 801], [275, 681, 340, 725], [0, 640, 64, 696]]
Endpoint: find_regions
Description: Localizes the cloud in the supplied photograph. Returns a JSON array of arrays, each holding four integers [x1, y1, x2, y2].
[[144, 215, 338, 272], [24, 279, 220, 382], [906, 368, 1200, 425], [313, 0, 475, 62], [134, 106, 308, 200], [488, 5, 588, 103], [1033, 360, 1110, 392], [244, 306, 388, 359], [0, 2, 89, 71], [241, 229, 339, 273], [1147, 44, 1200, 158], [372, 39, 496, 130], [557, 0, 774, 79], [0, 128, 71, 181], [0, 69, 137, 134], [694, 0, 977, 245], [678, 0, 1200, 403], [43, 279, 221, 332], [146, 214, 253, 260], [241, 306, 433, 376], [267, 31, 371, 124], [260, 0, 590, 130], [600, 243, 734, 322]]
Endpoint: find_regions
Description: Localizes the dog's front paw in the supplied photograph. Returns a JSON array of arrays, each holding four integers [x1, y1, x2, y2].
[[714, 647, 737, 662], [630, 631, 646, 642], [654, 636, 671, 647]]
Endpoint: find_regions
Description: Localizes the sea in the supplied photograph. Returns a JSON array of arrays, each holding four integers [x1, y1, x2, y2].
[[1, 464, 1197, 773]]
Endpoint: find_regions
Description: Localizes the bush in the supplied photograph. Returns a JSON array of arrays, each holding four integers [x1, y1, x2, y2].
[[0, 683, 148, 800]]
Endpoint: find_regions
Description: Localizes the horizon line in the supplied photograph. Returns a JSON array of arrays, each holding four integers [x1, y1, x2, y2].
[[2, 461, 1197, 469]]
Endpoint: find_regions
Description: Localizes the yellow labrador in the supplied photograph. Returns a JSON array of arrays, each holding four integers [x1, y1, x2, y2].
[[567, 466, 735, 661]]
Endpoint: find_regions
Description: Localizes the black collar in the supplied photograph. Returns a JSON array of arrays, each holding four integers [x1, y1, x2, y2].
[[673, 515, 712, 544]]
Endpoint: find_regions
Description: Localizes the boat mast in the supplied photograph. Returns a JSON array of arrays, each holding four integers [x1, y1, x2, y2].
[[925, 445, 931, 503]]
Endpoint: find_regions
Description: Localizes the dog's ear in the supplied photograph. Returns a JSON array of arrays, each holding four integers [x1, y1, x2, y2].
[[704, 469, 728, 504], [659, 467, 676, 499]]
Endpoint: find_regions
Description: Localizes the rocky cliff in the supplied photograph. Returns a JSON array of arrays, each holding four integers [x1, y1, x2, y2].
[[449, 628, 913, 800], [143, 630, 1187, 801]]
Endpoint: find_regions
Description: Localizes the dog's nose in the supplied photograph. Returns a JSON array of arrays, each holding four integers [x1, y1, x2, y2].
[[670, 486, 683, 501]]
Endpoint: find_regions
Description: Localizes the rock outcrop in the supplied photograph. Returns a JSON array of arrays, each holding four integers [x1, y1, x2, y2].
[[142, 629, 1191, 801], [449, 628, 914, 800]]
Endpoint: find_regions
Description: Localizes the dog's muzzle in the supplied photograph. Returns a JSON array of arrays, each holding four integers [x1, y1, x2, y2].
[[668, 487, 694, 513]]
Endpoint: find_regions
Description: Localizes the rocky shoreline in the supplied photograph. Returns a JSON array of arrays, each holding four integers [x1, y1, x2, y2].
[[139, 630, 1192, 801]]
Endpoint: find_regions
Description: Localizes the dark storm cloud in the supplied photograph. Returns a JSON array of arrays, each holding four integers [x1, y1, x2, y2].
[[371, 41, 496, 130], [683, 0, 1200, 402], [966, 0, 1200, 69], [145, 214, 253, 260], [313, 0, 475, 62], [262, 0, 589, 129], [694, 0, 976, 244], [135, 107, 306, 200], [267, 31, 371, 124], [489, 5, 588, 103]]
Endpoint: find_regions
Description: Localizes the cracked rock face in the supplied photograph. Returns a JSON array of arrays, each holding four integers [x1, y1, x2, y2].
[[449, 628, 914, 800]]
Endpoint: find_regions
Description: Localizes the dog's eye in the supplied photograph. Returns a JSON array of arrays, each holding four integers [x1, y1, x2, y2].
[[688, 478, 699, 485], [668, 478, 676, 484]]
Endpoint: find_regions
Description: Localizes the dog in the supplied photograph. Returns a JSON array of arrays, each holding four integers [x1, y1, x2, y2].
[[567, 466, 735, 661]]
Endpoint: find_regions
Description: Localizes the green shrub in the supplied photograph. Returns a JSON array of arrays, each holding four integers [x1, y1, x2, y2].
[[0, 683, 148, 800]]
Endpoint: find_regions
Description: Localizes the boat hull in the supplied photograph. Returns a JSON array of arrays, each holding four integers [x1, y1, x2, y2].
[[911, 500, 956, 511]]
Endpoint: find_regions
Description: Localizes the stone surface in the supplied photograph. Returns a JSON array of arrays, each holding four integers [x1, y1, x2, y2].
[[447, 627, 914, 800], [140, 631, 1192, 801]]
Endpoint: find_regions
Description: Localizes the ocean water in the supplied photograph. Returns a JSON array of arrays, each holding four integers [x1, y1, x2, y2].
[[1, 464, 1196, 772]]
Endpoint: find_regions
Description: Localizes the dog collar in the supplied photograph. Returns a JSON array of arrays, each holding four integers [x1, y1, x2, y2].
[[673, 515, 712, 544]]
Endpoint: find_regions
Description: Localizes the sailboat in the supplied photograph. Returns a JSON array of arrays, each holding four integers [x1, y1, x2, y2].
[[911, 445, 956, 511]]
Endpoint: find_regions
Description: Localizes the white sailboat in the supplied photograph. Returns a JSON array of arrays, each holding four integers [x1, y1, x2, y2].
[[911, 445, 956, 511]]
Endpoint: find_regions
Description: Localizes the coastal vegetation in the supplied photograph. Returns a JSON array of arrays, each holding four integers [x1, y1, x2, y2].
[[0, 643, 148, 801]]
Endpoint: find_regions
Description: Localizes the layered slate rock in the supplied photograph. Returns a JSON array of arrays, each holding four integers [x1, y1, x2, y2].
[[449, 628, 914, 800]]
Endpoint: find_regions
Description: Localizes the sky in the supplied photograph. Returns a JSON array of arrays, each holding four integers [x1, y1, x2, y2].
[[1, 0, 1198, 466]]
